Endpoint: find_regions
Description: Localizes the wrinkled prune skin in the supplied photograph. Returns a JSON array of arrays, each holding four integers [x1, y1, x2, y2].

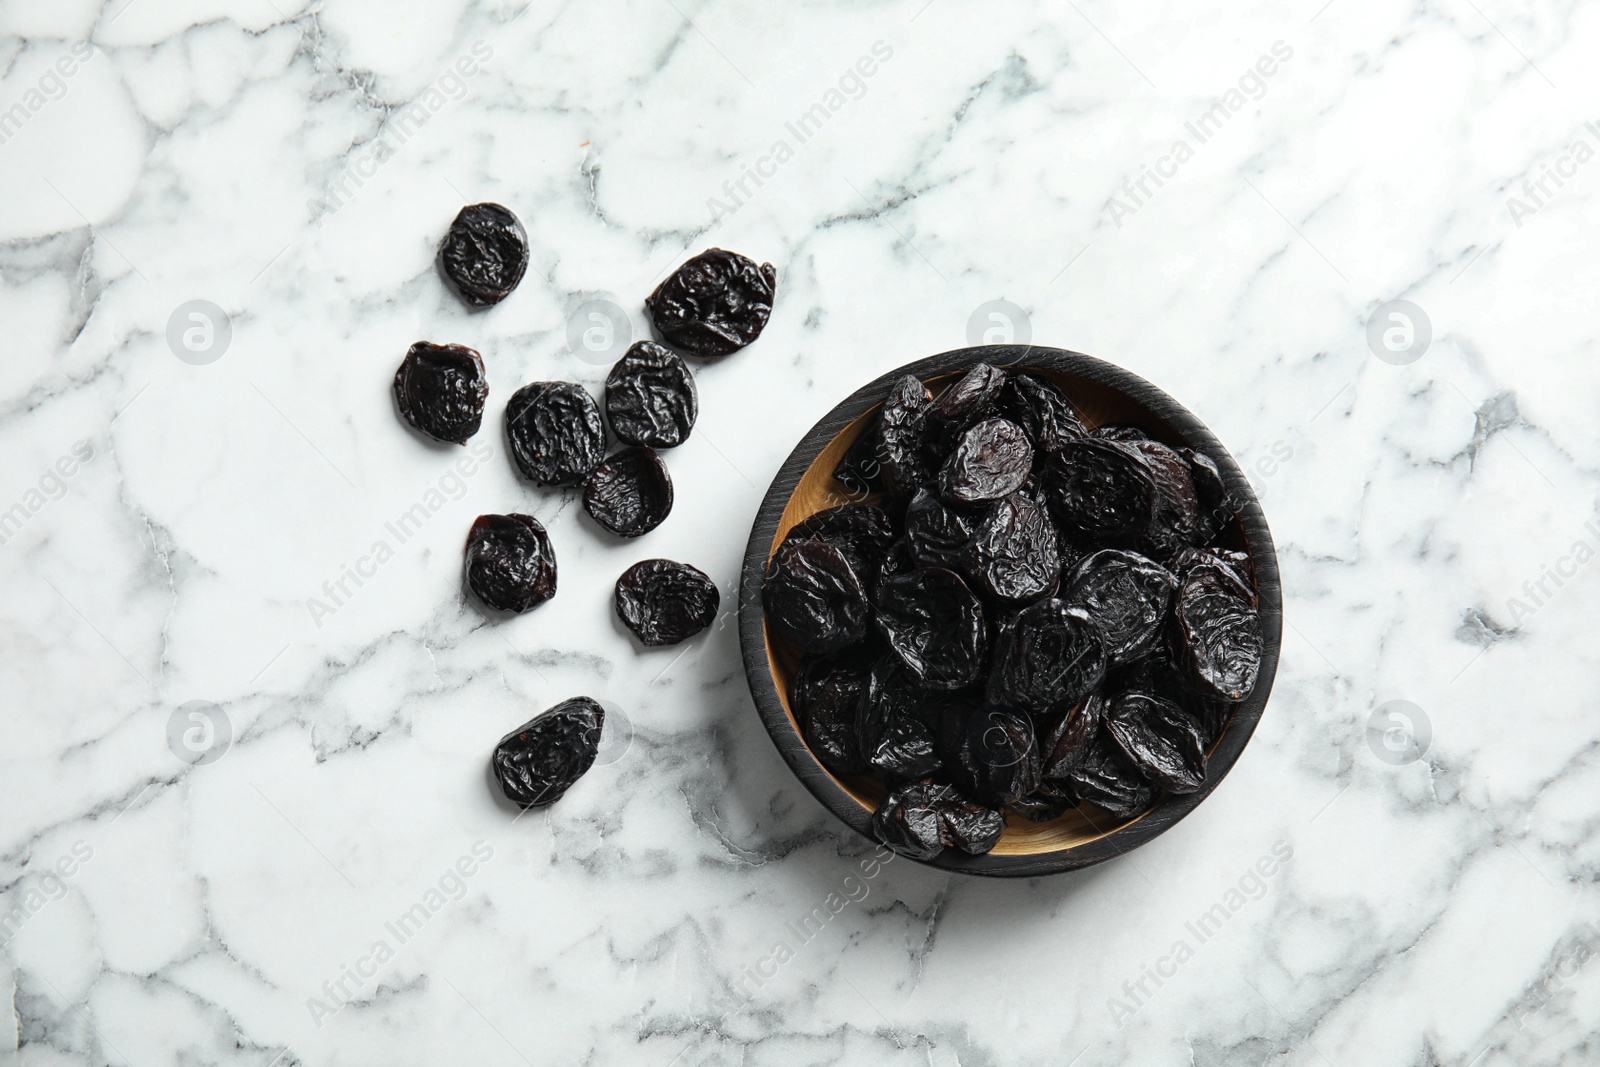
[[988, 598, 1106, 714], [941, 418, 1033, 505], [1040, 692, 1105, 780], [1134, 439, 1201, 559], [1105, 692, 1206, 794], [465, 513, 557, 613], [1170, 546, 1255, 604], [871, 779, 1004, 859], [904, 488, 973, 571], [877, 375, 935, 499], [927, 363, 1006, 450], [1088, 423, 1149, 443], [833, 414, 885, 498], [1065, 728, 1156, 819], [393, 342, 489, 444], [492, 697, 602, 807], [1042, 438, 1157, 546], [646, 248, 776, 358], [962, 492, 1060, 604], [506, 381, 607, 486], [1182, 448, 1230, 541], [1172, 570, 1262, 702], [858, 657, 944, 781], [439, 203, 528, 308], [765, 539, 869, 654], [950, 705, 1042, 807], [793, 651, 872, 775], [1061, 549, 1177, 665], [614, 559, 719, 646], [583, 447, 673, 537], [783, 504, 896, 588], [1112, 657, 1231, 747], [999, 372, 1086, 452], [604, 341, 698, 448], [873, 568, 987, 690], [1012, 779, 1076, 821]]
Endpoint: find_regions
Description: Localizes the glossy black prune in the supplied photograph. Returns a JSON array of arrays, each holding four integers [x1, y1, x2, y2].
[[1169, 546, 1255, 604], [927, 362, 1006, 448], [393, 342, 489, 444], [1181, 447, 1230, 541], [765, 539, 869, 654], [1065, 728, 1156, 820], [999, 372, 1086, 452], [646, 248, 776, 358], [614, 559, 719, 646], [793, 650, 872, 775], [1040, 691, 1105, 780], [871, 779, 1004, 859], [1104, 691, 1207, 794], [949, 705, 1042, 807], [583, 447, 673, 537], [439, 203, 528, 308], [961, 492, 1060, 604], [1112, 657, 1231, 747], [464, 513, 557, 613], [987, 598, 1106, 714], [506, 381, 607, 486], [1133, 439, 1201, 558], [1088, 423, 1149, 443], [1042, 438, 1157, 546], [1012, 779, 1076, 821], [491, 697, 602, 807], [873, 568, 987, 690], [941, 418, 1033, 505], [858, 657, 944, 781], [604, 341, 698, 448], [833, 414, 885, 498], [1061, 549, 1177, 665], [877, 375, 935, 498], [1172, 570, 1263, 702], [904, 488, 973, 571], [782, 504, 897, 587]]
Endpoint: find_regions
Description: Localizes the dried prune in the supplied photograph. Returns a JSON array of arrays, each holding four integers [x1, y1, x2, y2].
[[492, 697, 603, 807], [1012, 779, 1076, 821], [871, 779, 1003, 859], [393, 342, 489, 444], [1040, 691, 1105, 779], [506, 381, 607, 486], [941, 418, 1032, 505], [833, 414, 885, 498], [1089, 423, 1149, 443], [765, 539, 868, 654], [987, 598, 1106, 714], [614, 559, 719, 646], [877, 375, 935, 498], [1170, 546, 1255, 604], [962, 492, 1060, 604], [1042, 438, 1156, 546], [1134, 439, 1201, 558], [464, 513, 557, 613], [904, 488, 973, 571], [439, 203, 528, 308], [1104, 692, 1206, 794], [1172, 570, 1262, 702], [604, 341, 698, 448], [949, 705, 1042, 807], [858, 658, 943, 781], [783, 504, 896, 586], [999, 372, 1085, 452], [873, 568, 986, 690], [1061, 549, 1177, 665], [1112, 657, 1231, 747], [583, 447, 673, 537], [793, 651, 872, 775], [1065, 728, 1156, 819], [1182, 448, 1230, 540], [646, 248, 776, 358], [927, 363, 1006, 449]]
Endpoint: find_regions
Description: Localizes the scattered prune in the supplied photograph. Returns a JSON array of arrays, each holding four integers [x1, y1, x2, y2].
[[614, 559, 718, 646], [1104, 691, 1206, 794], [999, 372, 1085, 452], [871, 779, 1004, 859], [1065, 728, 1156, 820], [858, 657, 944, 781], [1134, 439, 1201, 558], [439, 203, 528, 308], [765, 539, 869, 654], [583, 446, 673, 537], [492, 697, 603, 807], [949, 705, 1042, 806], [1172, 570, 1262, 702], [506, 381, 607, 486], [927, 363, 1006, 449], [604, 341, 698, 448], [833, 414, 885, 498], [987, 598, 1106, 714], [393, 342, 489, 444], [1012, 779, 1076, 821], [961, 492, 1060, 604], [1042, 438, 1156, 546], [646, 248, 776, 358], [1040, 691, 1105, 780], [1061, 549, 1177, 665], [464, 513, 557, 613], [793, 651, 872, 775], [877, 375, 935, 498], [904, 488, 973, 570], [783, 504, 896, 585], [941, 418, 1032, 505], [873, 568, 986, 690]]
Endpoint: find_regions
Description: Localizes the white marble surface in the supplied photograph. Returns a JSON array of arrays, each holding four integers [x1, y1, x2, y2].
[[3, 1, 1599, 1064]]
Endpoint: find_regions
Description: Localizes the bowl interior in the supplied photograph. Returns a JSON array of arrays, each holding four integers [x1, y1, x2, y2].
[[760, 366, 1254, 857]]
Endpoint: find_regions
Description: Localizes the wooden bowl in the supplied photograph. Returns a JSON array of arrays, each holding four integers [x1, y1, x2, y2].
[[737, 346, 1283, 877]]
